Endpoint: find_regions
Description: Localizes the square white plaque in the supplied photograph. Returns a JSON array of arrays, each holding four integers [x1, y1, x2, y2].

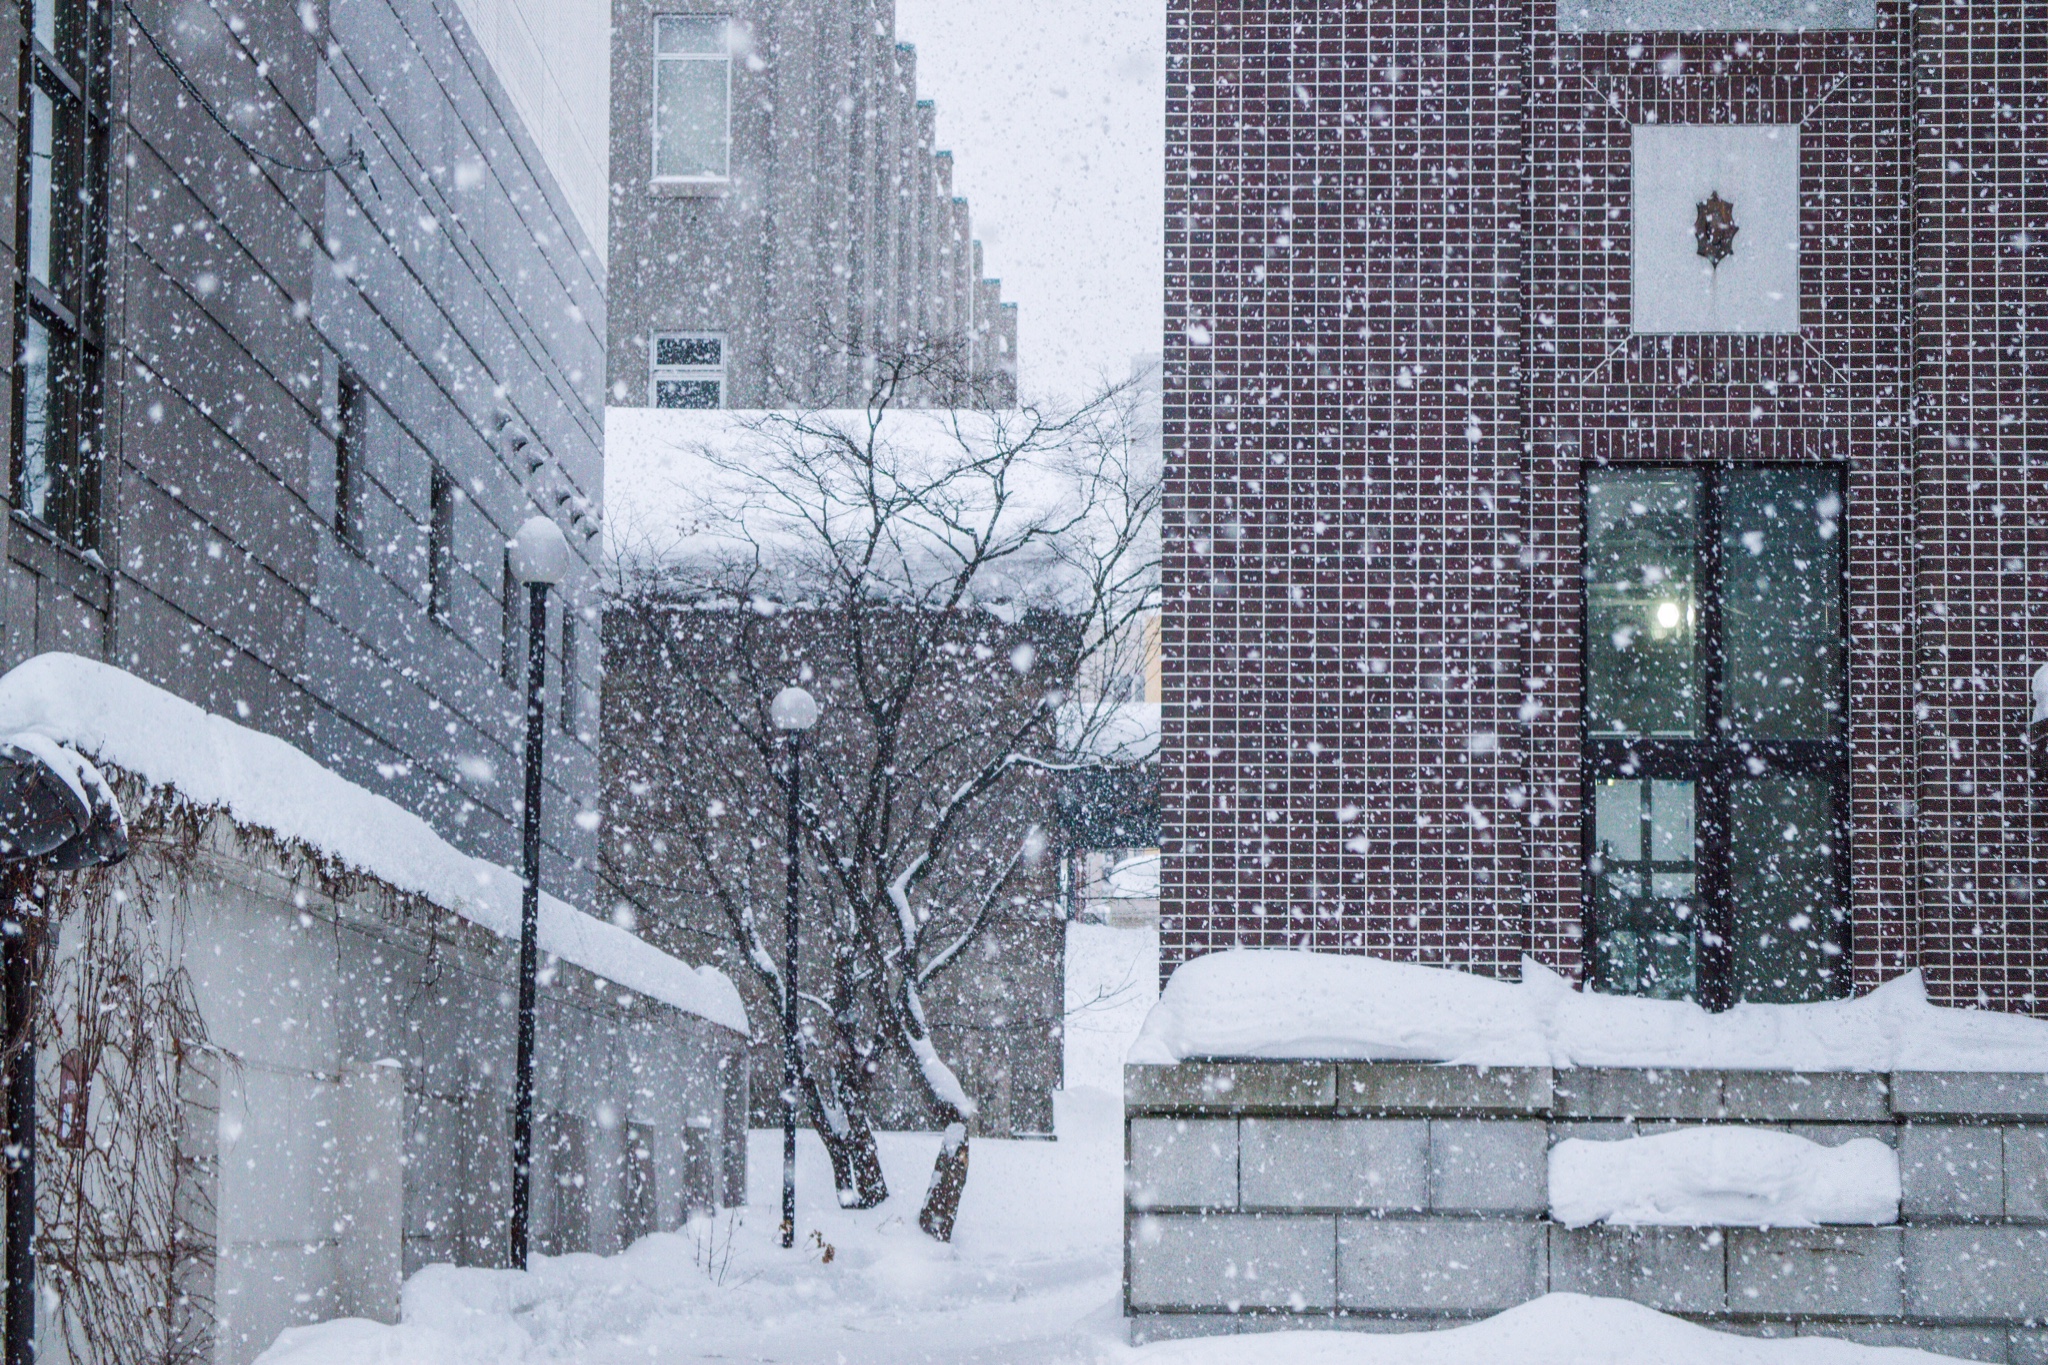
[[1632, 123, 1801, 335]]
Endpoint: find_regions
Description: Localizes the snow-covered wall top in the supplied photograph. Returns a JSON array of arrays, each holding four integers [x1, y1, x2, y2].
[[1128, 949, 2048, 1072], [0, 654, 747, 1035]]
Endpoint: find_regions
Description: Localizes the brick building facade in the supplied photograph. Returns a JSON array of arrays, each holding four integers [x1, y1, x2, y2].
[[1161, 0, 2048, 1009]]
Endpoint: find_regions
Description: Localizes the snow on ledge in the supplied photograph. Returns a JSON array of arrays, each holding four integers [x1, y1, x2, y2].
[[1549, 1129, 1899, 1228], [0, 654, 748, 1036], [1127, 949, 2048, 1072]]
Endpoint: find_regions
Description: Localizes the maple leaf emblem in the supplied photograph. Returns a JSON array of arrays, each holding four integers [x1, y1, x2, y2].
[[1695, 191, 1738, 265]]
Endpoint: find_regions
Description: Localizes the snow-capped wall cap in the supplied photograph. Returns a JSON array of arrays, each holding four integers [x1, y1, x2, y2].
[[1549, 1128, 1899, 1229], [2032, 662, 2048, 724], [0, 653, 748, 1036], [1126, 948, 2048, 1072]]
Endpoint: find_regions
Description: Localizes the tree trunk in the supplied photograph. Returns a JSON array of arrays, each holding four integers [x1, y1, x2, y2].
[[917, 1122, 969, 1241], [800, 1059, 888, 1209]]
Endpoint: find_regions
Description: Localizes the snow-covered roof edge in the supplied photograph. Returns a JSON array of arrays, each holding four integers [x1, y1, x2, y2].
[[0, 654, 747, 1037]]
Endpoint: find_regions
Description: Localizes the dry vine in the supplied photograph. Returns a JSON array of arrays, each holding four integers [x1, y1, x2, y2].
[[22, 790, 217, 1365]]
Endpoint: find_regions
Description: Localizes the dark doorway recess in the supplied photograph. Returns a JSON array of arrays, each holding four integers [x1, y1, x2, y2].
[[1582, 463, 1849, 1011]]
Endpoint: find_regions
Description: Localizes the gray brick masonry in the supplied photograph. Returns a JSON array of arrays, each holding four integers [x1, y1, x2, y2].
[[1729, 1229, 1904, 1316], [1338, 1064, 1552, 1115], [1127, 1061, 2048, 1352], [1550, 1226, 1726, 1312], [1338, 1218, 1547, 1313], [1428, 1120, 1548, 1213], [1242, 1119, 1427, 1211], [1129, 1118, 1237, 1210], [1129, 1214, 1337, 1311], [1901, 1124, 2005, 1218]]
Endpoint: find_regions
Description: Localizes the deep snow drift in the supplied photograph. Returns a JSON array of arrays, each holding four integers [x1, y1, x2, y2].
[[1549, 1129, 1901, 1228], [1128, 948, 2048, 1071]]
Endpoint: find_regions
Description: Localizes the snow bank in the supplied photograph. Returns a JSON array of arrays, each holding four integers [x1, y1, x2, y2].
[[1549, 1129, 1900, 1228], [1128, 949, 2048, 1071], [0, 654, 747, 1035], [1131, 1292, 1954, 1364]]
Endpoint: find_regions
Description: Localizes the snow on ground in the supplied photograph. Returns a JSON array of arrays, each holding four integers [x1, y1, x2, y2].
[[256, 1091, 1129, 1365], [1549, 1129, 1900, 1229], [1130, 948, 2048, 1071]]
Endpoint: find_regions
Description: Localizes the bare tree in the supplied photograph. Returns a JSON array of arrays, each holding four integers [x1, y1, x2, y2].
[[604, 343, 1157, 1239]]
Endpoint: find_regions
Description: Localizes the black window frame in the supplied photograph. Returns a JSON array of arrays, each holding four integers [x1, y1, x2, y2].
[[427, 465, 456, 619], [13, 0, 111, 548], [1580, 461, 1852, 1011], [334, 365, 369, 553]]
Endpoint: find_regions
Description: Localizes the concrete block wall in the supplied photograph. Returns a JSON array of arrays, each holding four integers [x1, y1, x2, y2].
[[1126, 1062, 2048, 1362]]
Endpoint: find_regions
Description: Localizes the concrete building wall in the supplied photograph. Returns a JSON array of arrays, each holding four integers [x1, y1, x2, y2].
[[0, 0, 608, 911], [605, 0, 1017, 409]]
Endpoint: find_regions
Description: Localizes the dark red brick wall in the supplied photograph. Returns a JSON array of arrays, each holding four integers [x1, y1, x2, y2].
[[1161, 0, 2048, 1009], [1909, 3, 2048, 1009]]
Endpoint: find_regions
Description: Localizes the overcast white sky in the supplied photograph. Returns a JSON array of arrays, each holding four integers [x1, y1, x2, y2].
[[893, 0, 1165, 403]]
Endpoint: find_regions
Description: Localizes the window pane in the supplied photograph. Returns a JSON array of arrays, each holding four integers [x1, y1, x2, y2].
[[32, 0, 87, 75], [1585, 469, 1700, 737], [1721, 467, 1844, 739], [1589, 777, 1698, 1000], [27, 88, 55, 292], [654, 56, 729, 178], [656, 378, 722, 409], [655, 335, 722, 367], [18, 319, 53, 522], [1729, 776, 1840, 1003], [656, 15, 727, 54]]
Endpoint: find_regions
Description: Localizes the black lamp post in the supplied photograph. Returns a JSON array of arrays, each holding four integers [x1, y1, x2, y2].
[[768, 684, 817, 1250], [0, 736, 128, 1365], [506, 515, 571, 1271]]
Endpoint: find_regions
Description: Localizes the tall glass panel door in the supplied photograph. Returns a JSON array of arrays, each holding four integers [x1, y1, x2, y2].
[[1582, 466, 1847, 1008]]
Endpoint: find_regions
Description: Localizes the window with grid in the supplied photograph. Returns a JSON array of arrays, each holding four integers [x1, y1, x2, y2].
[[15, 0, 110, 546], [652, 15, 730, 181], [651, 333, 725, 408], [1582, 465, 1847, 1008]]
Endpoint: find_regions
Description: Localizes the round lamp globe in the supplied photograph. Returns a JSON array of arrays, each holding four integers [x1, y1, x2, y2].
[[770, 686, 820, 733], [508, 516, 573, 586]]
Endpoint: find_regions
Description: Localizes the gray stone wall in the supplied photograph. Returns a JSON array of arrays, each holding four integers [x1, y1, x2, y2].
[[0, 0, 607, 910], [1126, 1061, 2048, 1362], [604, 0, 1017, 408]]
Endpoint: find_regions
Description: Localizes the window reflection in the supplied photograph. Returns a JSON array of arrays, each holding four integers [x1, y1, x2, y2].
[[1584, 471, 1700, 738], [1590, 778, 1698, 1001]]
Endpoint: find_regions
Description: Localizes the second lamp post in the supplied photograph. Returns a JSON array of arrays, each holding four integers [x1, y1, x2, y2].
[[769, 684, 818, 1249], [507, 514, 572, 1271]]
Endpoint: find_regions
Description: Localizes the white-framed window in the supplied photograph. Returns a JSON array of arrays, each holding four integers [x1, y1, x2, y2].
[[653, 15, 730, 181], [651, 333, 725, 408]]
